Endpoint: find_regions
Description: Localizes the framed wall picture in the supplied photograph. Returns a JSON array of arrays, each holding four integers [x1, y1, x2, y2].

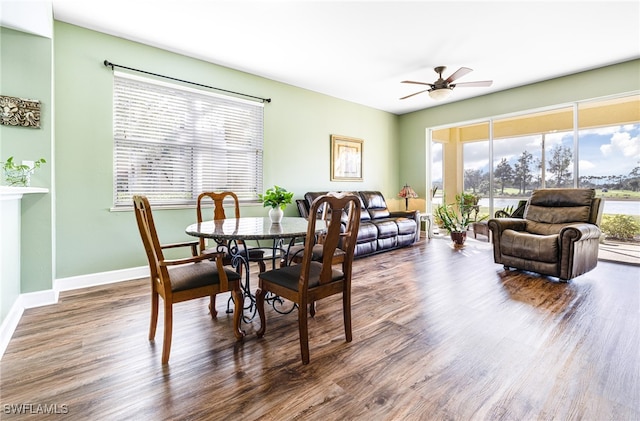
[[0, 95, 41, 128], [330, 135, 363, 181]]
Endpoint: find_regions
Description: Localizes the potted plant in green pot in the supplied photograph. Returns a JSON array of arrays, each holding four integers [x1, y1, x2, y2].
[[2, 156, 46, 187], [258, 185, 294, 224]]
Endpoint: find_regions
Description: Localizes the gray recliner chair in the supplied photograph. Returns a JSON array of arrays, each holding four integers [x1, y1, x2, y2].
[[488, 188, 603, 281]]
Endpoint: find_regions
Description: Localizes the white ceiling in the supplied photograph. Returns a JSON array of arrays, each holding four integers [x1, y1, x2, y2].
[[50, 0, 640, 115]]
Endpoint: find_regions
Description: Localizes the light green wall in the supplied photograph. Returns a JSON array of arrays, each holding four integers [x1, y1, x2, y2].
[[53, 22, 400, 279], [0, 26, 53, 297], [2, 19, 638, 312], [398, 59, 640, 199]]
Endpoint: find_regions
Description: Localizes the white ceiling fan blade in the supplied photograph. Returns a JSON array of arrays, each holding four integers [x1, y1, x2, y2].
[[445, 67, 473, 83], [452, 80, 493, 87]]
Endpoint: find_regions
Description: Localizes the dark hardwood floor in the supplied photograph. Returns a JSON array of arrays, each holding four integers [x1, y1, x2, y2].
[[1, 236, 638, 420]]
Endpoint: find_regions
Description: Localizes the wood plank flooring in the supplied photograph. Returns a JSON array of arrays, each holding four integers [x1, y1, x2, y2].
[[1, 236, 638, 420]]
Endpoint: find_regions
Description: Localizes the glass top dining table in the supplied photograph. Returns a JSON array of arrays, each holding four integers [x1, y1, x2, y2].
[[185, 216, 322, 241], [185, 216, 326, 318]]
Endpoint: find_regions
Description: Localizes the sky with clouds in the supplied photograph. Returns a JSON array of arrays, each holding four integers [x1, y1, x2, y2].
[[457, 124, 640, 180]]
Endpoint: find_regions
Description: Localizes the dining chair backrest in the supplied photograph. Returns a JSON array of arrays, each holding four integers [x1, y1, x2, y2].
[[301, 193, 360, 290], [197, 191, 241, 221], [133, 195, 165, 282], [196, 191, 241, 251]]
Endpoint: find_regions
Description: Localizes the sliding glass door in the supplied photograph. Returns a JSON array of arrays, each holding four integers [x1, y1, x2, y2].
[[577, 95, 640, 264], [491, 107, 574, 215], [429, 93, 639, 265]]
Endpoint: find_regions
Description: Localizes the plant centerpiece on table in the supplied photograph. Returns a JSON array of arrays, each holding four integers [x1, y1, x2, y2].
[[2, 156, 46, 187], [258, 185, 294, 224], [434, 193, 486, 247]]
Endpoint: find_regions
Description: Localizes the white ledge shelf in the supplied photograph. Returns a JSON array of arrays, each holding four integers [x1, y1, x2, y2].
[[0, 186, 49, 200]]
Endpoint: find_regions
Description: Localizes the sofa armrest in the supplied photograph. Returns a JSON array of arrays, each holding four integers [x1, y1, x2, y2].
[[390, 210, 421, 243], [389, 210, 419, 219]]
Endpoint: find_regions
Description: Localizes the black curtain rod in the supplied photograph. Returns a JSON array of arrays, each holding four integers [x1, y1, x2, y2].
[[103, 60, 271, 103]]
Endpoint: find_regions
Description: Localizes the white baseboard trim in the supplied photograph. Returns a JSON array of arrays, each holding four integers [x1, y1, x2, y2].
[[0, 297, 24, 360], [54, 266, 148, 292], [20, 288, 58, 309], [0, 265, 149, 360]]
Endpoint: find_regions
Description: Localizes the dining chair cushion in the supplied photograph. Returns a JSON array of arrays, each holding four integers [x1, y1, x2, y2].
[[259, 261, 344, 292], [169, 261, 241, 292]]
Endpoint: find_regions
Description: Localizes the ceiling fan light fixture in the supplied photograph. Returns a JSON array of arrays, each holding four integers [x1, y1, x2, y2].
[[429, 88, 453, 101]]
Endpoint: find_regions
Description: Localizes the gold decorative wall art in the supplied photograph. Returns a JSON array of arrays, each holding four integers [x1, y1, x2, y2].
[[0, 95, 41, 128], [330, 134, 363, 181]]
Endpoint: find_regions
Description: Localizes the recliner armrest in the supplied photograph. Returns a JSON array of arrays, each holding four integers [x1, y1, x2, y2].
[[560, 223, 602, 243], [488, 217, 528, 264], [487, 218, 527, 235]]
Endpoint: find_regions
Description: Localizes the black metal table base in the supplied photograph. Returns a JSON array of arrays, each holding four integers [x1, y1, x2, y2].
[[222, 238, 299, 322]]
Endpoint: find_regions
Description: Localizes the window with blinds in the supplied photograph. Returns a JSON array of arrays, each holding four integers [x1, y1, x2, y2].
[[112, 71, 264, 208]]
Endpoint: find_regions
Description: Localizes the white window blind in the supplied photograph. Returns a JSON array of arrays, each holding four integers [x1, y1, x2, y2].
[[113, 71, 263, 208]]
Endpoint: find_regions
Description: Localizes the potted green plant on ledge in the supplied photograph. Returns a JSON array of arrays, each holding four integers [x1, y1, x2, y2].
[[2, 156, 46, 187], [258, 185, 294, 223]]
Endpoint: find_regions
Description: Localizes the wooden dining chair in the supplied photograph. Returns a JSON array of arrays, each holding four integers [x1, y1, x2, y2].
[[197, 191, 267, 270], [255, 193, 361, 364], [283, 200, 347, 317], [283, 200, 346, 267], [197, 191, 266, 313], [133, 195, 244, 364]]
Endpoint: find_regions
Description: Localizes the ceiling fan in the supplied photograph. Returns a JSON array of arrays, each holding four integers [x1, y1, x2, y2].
[[400, 66, 493, 101]]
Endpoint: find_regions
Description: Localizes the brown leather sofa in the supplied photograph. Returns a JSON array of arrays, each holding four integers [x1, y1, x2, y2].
[[487, 188, 603, 281], [297, 191, 420, 257]]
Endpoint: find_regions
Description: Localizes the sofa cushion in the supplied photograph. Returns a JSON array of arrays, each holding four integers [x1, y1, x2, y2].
[[304, 191, 328, 218], [500, 229, 559, 263], [357, 222, 378, 243], [359, 191, 390, 219], [354, 193, 371, 221], [355, 241, 377, 256], [372, 219, 398, 239], [396, 217, 417, 235], [397, 233, 415, 247], [377, 236, 397, 251], [304, 191, 371, 222]]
